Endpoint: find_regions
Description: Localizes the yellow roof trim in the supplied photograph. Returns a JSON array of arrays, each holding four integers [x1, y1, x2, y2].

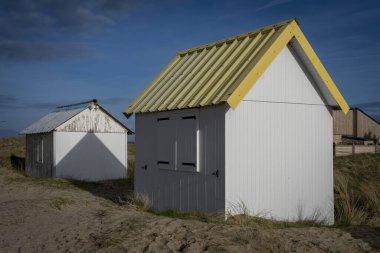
[[227, 20, 349, 114], [292, 25, 350, 114]]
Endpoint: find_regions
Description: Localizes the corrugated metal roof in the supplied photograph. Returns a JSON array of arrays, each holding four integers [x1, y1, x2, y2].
[[21, 100, 133, 135], [20, 101, 92, 134], [125, 18, 349, 116]]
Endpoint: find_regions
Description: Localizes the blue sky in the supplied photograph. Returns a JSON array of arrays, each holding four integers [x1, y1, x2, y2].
[[0, 0, 379, 137]]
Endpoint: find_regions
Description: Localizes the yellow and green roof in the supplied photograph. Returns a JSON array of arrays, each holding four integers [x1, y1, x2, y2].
[[124, 19, 349, 117]]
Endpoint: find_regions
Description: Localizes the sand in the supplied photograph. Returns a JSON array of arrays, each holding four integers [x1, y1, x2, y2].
[[0, 166, 378, 253]]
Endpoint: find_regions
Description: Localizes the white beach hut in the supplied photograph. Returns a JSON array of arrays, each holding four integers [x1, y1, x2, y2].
[[21, 99, 133, 181], [124, 19, 349, 223]]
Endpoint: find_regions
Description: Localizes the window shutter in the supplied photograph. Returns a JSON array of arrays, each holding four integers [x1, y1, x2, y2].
[[35, 137, 43, 164], [177, 115, 197, 172], [156, 117, 175, 170]]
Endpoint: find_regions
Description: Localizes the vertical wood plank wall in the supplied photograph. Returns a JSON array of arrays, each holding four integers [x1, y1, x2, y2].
[[135, 105, 225, 213], [225, 45, 334, 223], [333, 110, 354, 136], [356, 110, 380, 141], [333, 109, 380, 142], [25, 133, 54, 177]]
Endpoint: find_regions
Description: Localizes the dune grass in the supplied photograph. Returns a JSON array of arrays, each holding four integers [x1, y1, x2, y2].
[[147, 207, 326, 229], [333, 153, 380, 226], [147, 208, 223, 223], [0, 137, 25, 169], [0, 137, 135, 205], [1, 136, 379, 228], [0, 136, 25, 158]]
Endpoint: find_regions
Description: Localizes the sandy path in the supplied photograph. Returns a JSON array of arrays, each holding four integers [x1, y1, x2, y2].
[[0, 166, 377, 253]]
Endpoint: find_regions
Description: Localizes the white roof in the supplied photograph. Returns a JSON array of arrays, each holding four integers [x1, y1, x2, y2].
[[20, 100, 132, 135]]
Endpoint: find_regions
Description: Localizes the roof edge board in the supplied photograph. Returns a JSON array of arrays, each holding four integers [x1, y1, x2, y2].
[[219, 28, 277, 102], [288, 40, 336, 107], [292, 25, 349, 114], [226, 21, 297, 108], [227, 21, 350, 114], [177, 18, 296, 56]]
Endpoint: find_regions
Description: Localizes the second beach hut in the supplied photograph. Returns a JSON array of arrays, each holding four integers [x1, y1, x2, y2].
[[21, 100, 133, 181]]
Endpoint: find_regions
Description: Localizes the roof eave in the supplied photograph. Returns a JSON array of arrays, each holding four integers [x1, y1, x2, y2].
[[125, 19, 349, 116], [226, 20, 350, 114]]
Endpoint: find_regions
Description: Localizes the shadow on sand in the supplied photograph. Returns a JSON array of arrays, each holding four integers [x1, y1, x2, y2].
[[347, 225, 380, 251], [10, 154, 25, 171], [69, 178, 134, 204], [48, 133, 134, 203]]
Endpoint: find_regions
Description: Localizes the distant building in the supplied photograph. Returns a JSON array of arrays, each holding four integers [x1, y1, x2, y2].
[[21, 100, 133, 181], [333, 107, 380, 145], [124, 19, 349, 224]]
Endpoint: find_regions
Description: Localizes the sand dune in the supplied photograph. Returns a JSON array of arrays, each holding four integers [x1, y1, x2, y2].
[[0, 164, 378, 252]]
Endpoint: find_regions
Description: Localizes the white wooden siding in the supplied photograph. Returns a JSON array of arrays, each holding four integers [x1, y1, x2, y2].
[[56, 106, 127, 133], [288, 39, 337, 106], [225, 45, 334, 223], [54, 132, 127, 181], [135, 105, 225, 213], [244, 46, 326, 105]]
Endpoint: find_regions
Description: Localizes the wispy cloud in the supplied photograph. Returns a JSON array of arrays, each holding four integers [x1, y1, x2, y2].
[[0, 95, 133, 111], [0, 95, 16, 110], [0, 0, 138, 61], [0, 95, 68, 110], [0, 40, 93, 61], [102, 97, 132, 105], [255, 0, 294, 12]]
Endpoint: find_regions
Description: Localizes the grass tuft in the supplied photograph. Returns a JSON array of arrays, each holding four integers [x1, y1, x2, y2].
[[147, 208, 223, 223], [334, 153, 380, 226], [225, 201, 325, 229], [127, 159, 134, 187], [125, 192, 150, 211], [49, 197, 75, 210]]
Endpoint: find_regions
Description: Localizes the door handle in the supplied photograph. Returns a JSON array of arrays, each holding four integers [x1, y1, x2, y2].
[[141, 165, 147, 170], [211, 169, 219, 177]]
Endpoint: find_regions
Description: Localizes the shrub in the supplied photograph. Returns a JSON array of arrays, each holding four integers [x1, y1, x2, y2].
[[125, 192, 150, 211]]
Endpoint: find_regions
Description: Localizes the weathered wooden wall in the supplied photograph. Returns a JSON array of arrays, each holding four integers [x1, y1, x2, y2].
[[56, 105, 127, 133], [335, 145, 377, 156], [333, 109, 380, 142], [25, 133, 54, 177], [357, 110, 380, 141], [333, 110, 354, 136]]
